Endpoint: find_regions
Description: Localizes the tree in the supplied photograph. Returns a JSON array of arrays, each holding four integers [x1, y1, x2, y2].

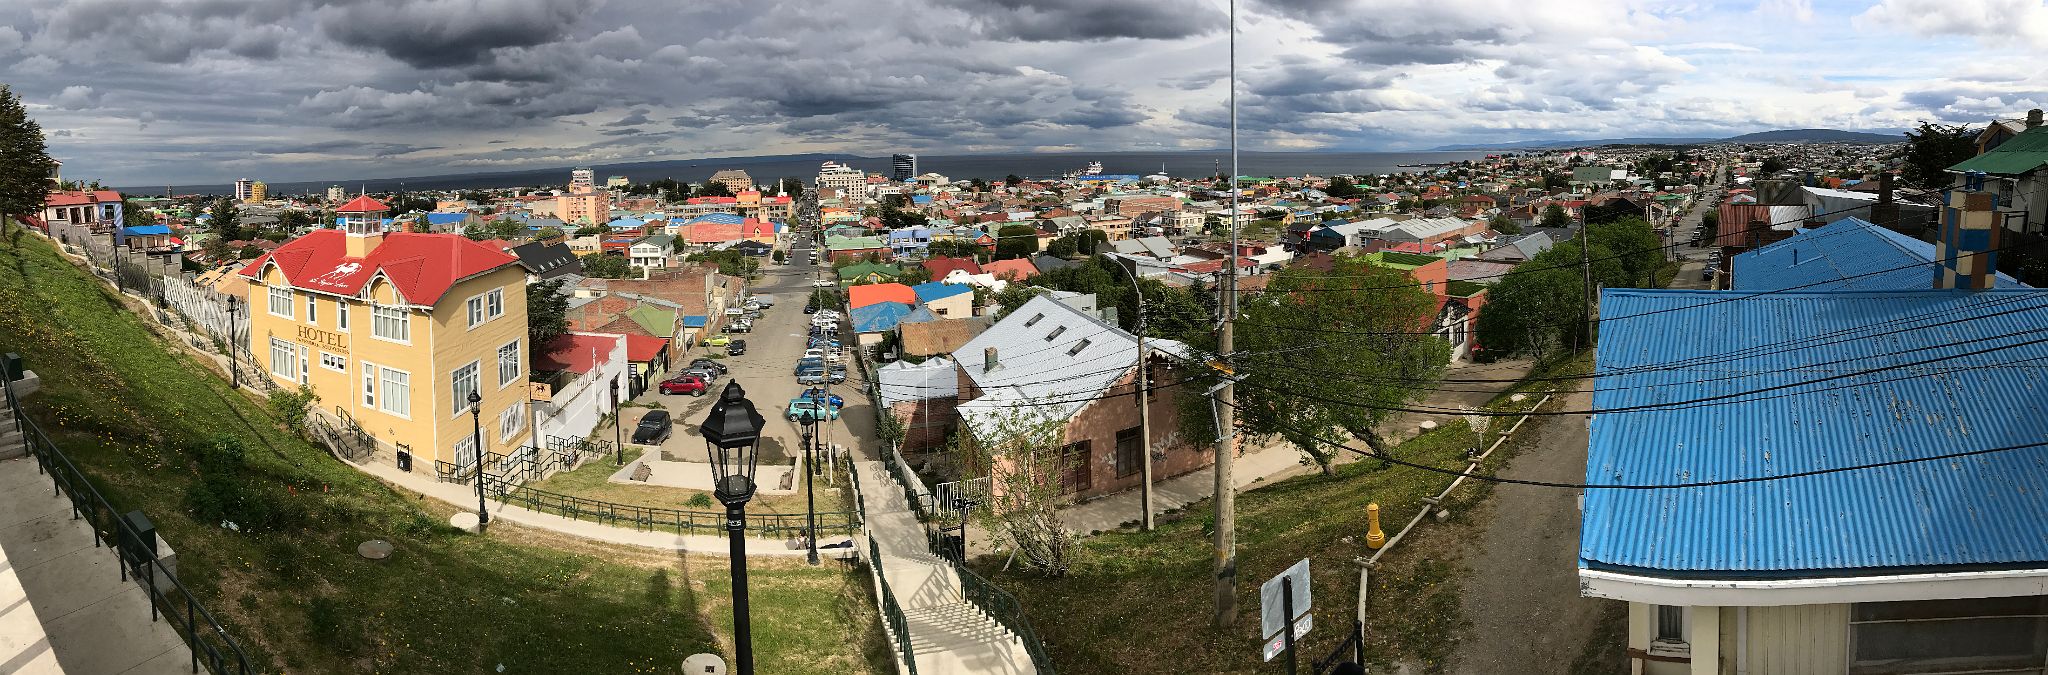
[[1324, 176, 1365, 199], [1004, 174, 1024, 187], [771, 249, 787, 264], [969, 178, 991, 193], [991, 283, 1049, 320], [0, 85, 57, 236], [1901, 122, 1978, 189], [896, 265, 933, 286], [995, 223, 1039, 259], [572, 224, 608, 237], [1490, 212, 1521, 235], [487, 218, 526, 240], [527, 279, 569, 361], [695, 181, 733, 198], [536, 226, 565, 241], [1584, 218, 1666, 288], [274, 210, 313, 232], [1234, 257, 1451, 473], [208, 198, 243, 242], [1539, 203, 1571, 229], [581, 254, 633, 279], [964, 409, 1079, 577], [1044, 235, 1079, 258], [1476, 238, 1624, 358], [776, 177, 806, 197], [925, 239, 983, 259]]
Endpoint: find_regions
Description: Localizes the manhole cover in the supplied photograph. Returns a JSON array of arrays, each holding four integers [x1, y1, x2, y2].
[[357, 540, 393, 560]]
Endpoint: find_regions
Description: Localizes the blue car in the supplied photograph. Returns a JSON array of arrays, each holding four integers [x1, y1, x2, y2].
[[799, 387, 844, 409]]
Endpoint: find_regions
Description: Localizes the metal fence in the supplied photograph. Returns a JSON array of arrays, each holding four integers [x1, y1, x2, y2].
[[868, 534, 920, 675], [4, 372, 253, 674], [955, 564, 1055, 674], [933, 477, 989, 519], [479, 474, 860, 540], [545, 435, 614, 473]]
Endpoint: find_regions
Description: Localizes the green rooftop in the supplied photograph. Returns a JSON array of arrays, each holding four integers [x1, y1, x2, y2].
[[1446, 280, 1488, 298], [626, 304, 676, 337], [837, 261, 901, 280], [1949, 125, 2048, 176], [1365, 251, 1442, 270]]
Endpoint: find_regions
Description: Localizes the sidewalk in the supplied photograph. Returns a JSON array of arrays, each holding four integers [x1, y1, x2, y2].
[[0, 458, 189, 674], [1058, 440, 1305, 535], [855, 460, 1035, 674]]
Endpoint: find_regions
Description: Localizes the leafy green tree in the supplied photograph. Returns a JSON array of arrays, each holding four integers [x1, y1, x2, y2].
[[1539, 203, 1572, 229], [274, 209, 313, 231], [1476, 238, 1624, 358], [995, 223, 1039, 259], [0, 85, 57, 236], [896, 265, 933, 286], [1585, 218, 1666, 288], [969, 178, 991, 193], [925, 239, 983, 259], [991, 283, 1049, 320], [1234, 257, 1451, 473], [572, 224, 608, 237], [1324, 176, 1365, 199], [536, 226, 565, 241], [1044, 235, 1079, 258], [1758, 157, 1787, 176], [777, 177, 806, 197], [487, 218, 526, 240], [527, 279, 570, 359], [208, 198, 243, 242], [1490, 212, 1521, 235], [695, 181, 733, 198], [1004, 174, 1024, 186], [1901, 121, 1978, 189], [581, 254, 633, 279]]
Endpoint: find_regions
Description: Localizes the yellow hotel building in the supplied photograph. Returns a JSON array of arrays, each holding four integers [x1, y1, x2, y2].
[[239, 196, 532, 470]]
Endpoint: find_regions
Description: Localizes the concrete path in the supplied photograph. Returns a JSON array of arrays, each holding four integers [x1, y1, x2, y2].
[[1444, 394, 1605, 674], [1058, 439, 1304, 535], [0, 458, 190, 675], [855, 460, 1035, 674], [349, 455, 830, 557]]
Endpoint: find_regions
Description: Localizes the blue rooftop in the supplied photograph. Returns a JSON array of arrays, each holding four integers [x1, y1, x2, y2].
[[426, 213, 469, 225], [851, 301, 914, 333], [121, 225, 171, 236], [681, 315, 707, 328], [1733, 217, 2026, 291], [607, 217, 646, 230], [681, 213, 745, 225], [911, 281, 973, 303], [1582, 288, 2048, 578], [912, 195, 933, 205]]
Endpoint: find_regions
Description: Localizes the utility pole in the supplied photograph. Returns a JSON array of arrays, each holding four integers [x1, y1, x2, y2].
[[1213, 0, 1240, 628], [1131, 270, 1154, 532], [1579, 217, 1594, 349]]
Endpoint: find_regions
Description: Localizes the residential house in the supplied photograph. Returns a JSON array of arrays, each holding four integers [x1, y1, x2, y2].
[[982, 258, 1038, 282], [912, 281, 974, 318], [508, 240, 584, 282], [530, 332, 630, 447], [1475, 231, 1556, 263], [629, 235, 674, 269], [888, 227, 937, 258], [950, 294, 1208, 502], [878, 357, 959, 452], [850, 301, 914, 348], [849, 282, 916, 310], [839, 262, 902, 287], [239, 197, 533, 471], [826, 234, 889, 262], [1945, 120, 2048, 234], [923, 256, 982, 280], [898, 307, 984, 359]]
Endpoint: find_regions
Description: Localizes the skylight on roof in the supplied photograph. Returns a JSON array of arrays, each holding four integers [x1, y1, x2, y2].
[[1024, 313, 1044, 327], [1067, 339, 1090, 356], [1045, 326, 1066, 341]]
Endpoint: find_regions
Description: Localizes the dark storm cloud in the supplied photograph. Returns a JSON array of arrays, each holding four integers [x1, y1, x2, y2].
[[604, 109, 653, 127], [939, 0, 1226, 41], [316, 0, 599, 68]]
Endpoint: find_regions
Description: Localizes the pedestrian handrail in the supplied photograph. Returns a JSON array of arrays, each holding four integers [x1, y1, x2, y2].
[[881, 442, 934, 520], [4, 371, 254, 674], [478, 473, 860, 539], [869, 533, 920, 675], [954, 561, 1055, 674]]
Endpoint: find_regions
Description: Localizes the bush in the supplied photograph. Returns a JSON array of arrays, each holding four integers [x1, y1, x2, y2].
[[267, 385, 319, 435], [686, 493, 714, 509], [182, 435, 305, 532]]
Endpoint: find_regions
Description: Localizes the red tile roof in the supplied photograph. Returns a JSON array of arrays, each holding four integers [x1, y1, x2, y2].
[[46, 190, 118, 206], [236, 230, 519, 306], [848, 283, 916, 309], [624, 333, 668, 362], [982, 258, 1037, 280], [922, 256, 982, 278], [336, 195, 390, 213], [535, 333, 622, 374]]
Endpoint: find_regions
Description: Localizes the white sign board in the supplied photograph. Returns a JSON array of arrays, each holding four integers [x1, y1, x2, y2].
[[1262, 613, 1313, 662], [1260, 558, 1312, 640]]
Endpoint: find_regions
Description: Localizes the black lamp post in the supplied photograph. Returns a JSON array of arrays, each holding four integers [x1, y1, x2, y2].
[[801, 415, 819, 565], [224, 295, 239, 389], [610, 377, 623, 466], [700, 381, 766, 675], [469, 390, 489, 530]]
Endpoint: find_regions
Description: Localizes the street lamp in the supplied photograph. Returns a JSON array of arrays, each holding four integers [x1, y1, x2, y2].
[[700, 381, 766, 675], [224, 294, 239, 389], [469, 390, 489, 530], [610, 377, 623, 466], [801, 415, 819, 565]]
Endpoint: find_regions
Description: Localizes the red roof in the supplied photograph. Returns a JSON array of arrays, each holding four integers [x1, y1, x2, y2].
[[982, 258, 1037, 281], [848, 283, 916, 309], [336, 195, 390, 213], [922, 256, 982, 278], [623, 333, 668, 362], [236, 230, 519, 306], [535, 333, 622, 374]]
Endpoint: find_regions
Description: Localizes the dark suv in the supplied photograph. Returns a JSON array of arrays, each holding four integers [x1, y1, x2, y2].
[[689, 358, 728, 376], [726, 340, 747, 356], [631, 410, 672, 444]]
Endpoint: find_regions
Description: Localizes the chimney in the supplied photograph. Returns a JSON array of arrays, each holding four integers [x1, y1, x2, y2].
[[1870, 172, 1902, 234], [983, 347, 1000, 373], [345, 231, 385, 258], [1935, 190, 2000, 290], [2029, 109, 2043, 129]]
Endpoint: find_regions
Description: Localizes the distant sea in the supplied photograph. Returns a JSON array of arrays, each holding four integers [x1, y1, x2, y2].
[[122, 150, 1500, 197]]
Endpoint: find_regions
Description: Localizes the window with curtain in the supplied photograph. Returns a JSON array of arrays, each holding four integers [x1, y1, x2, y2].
[[451, 362, 479, 416], [268, 286, 293, 318], [497, 340, 521, 387], [372, 306, 409, 342], [379, 366, 409, 416]]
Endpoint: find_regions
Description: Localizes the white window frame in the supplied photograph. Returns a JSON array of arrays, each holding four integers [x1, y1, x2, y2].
[[1649, 605, 1690, 658], [306, 294, 317, 324], [336, 302, 349, 331], [451, 361, 480, 419], [497, 404, 525, 444], [497, 340, 521, 388], [377, 365, 411, 419], [362, 360, 377, 409], [371, 305, 410, 344], [268, 337, 296, 378], [267, 285, 293, 319], [467, 295, 486, 328], [453, 435, 479, 470], [298, 344, 309, 385], [319, 351, 346, 372], [467, 289, 506, 329]]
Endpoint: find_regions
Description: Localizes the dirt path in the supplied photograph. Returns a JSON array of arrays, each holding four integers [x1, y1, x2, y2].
[[1446, 390, 1607, 675]]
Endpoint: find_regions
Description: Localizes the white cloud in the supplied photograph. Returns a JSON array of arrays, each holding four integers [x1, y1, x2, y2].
[[50, 85, 100, 110], [1856, 0, 2048, 47]]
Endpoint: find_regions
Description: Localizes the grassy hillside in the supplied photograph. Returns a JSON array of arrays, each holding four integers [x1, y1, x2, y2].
[[0, 230, 887, 673]]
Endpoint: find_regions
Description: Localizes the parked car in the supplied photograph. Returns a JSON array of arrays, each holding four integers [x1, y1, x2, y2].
[[660, 375, 709, 396], [803, 347, 826, 361], [799, 387, 844, 409], [631, 410, 673, 443], [705, 334, 732, 347], [751, 295, 775, 307], [793, 356, 825, 375], [803, 304, 818, 314], [726, 340, 747, 356], [681, 367, 720, 383], [689, 358, 728, 375], [812, 279, 833, 288], [827, 365, 848, 383], [725, 321, 752, 334], [786, 398, 839, 423], [796, 366, 829, 385]]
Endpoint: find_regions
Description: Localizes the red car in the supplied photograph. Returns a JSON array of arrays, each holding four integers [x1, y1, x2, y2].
[[659, 375, 709, 396]]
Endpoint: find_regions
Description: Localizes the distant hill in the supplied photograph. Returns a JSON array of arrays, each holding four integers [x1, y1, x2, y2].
[[1434, 128, 1904, 151]]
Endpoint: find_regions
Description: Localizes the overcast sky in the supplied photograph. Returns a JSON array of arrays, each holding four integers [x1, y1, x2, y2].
[[3, 0, 2040, 186]]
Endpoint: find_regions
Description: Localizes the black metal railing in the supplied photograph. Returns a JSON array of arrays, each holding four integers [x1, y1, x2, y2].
[[4, 373, 254, 674], [880, 442, 934, 520], [869, 534, 920, 675], [955, 563, 1055, 674], [433, 458, 475, 484], [545, 435, 614, 471], [478, 473, 860, 539]]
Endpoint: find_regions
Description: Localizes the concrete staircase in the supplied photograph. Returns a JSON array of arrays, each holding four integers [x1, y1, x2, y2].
[[0, 404, 23, 460], [856, 461, 1037, 675]]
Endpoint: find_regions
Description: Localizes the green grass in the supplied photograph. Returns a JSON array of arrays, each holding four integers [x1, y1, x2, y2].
[[975, 423, 1488, 674], [524, 446, 855, 517], [0, 232, 885, 674]]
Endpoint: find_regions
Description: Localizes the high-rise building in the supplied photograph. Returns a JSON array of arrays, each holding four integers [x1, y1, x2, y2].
[[234, 178, 253, 202], [247, 181, 268, 203], [891, 154, 917, 182], [816, 161, 867, 204], [570, 167, 594, 191], [327, 186, 347, 203]]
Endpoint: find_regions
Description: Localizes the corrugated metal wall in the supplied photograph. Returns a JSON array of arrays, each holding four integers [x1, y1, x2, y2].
[[1744, 604, 1848, 674]]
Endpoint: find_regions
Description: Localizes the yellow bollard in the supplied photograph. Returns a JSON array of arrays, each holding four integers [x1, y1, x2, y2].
[[1365, 503, 1386, 549]]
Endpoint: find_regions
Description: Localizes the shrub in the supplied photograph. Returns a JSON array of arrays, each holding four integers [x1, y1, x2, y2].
[[267, 385, 319, 435], [686, 493, 714, 509]]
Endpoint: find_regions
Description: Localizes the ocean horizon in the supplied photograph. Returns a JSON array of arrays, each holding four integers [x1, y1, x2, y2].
[[119, 150, 1501, 198]]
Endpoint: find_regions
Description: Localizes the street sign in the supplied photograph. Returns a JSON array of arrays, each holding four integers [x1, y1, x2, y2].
[[1261, 558, 1312, 640], [1262, 613, 1312, 662]]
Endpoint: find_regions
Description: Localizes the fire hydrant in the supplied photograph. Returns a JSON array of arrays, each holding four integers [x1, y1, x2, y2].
[[1365, 502, 1386, 549]]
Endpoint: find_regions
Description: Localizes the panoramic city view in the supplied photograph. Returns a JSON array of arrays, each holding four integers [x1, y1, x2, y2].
[[2, 1, 2047, 674]]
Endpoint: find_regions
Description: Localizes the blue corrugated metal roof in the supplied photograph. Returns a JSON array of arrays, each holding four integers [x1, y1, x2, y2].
[[426, 213, 468, 225], [681, 315, 707, 328], [121, 225, 171, 236], [1734, 217, 2026, 291], [1582, 288, 2048, 577], [911, 281, 972, 303], [851, 301, 913, 333]]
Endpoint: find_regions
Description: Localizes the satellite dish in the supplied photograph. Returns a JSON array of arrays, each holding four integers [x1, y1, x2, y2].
[[681, 654, 728, 674]]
